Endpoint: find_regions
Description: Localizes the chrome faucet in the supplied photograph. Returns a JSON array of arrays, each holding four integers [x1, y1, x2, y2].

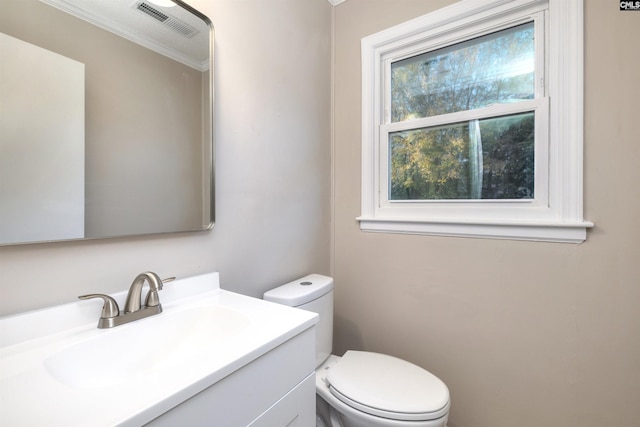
[[79, 272, 175, 329]]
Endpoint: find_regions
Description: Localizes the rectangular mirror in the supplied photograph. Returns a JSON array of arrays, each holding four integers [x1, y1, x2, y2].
[[0, 0, 214, 245]]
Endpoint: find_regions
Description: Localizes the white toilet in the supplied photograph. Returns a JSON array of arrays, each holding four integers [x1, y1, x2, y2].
[[264, 274, 450, 427]]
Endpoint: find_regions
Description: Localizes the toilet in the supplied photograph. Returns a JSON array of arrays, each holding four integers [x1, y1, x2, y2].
[[264, 274, 450, 427]]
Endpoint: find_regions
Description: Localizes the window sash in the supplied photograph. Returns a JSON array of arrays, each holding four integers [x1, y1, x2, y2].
[[389, 22, 537, 122], [381, 11, 547, 125], [379, 97, 550, 212], [384, 112, 537, 202]]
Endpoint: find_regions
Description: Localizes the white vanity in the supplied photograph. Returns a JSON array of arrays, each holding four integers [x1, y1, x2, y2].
[[0, 273, 318, 426]]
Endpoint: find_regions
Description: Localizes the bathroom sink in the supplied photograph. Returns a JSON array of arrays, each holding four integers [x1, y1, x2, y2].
[[43, 305, 250, 388], [0, 272, 318, 427]]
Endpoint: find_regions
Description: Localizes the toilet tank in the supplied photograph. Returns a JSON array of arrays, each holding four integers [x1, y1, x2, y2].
[[264, 274, 333, 368]]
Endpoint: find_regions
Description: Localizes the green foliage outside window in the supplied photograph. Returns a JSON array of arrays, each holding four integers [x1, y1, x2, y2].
[[390, 113, 534, 200]]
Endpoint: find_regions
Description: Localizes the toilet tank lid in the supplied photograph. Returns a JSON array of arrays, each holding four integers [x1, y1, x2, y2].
[[263, 274, 334, 307]]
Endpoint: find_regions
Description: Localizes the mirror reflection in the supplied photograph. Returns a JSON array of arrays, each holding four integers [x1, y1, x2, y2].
[[0, 0, 214, 245]]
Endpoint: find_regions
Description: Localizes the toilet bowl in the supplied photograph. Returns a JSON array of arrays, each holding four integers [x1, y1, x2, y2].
[[264, 274, 450, 427]]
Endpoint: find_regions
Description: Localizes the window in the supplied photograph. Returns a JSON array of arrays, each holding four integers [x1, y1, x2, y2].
[[388, 23, 538, 201], [359, 0, 592, 243]]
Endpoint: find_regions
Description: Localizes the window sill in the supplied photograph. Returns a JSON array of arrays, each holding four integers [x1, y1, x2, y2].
[[357, 217, 594, 243]]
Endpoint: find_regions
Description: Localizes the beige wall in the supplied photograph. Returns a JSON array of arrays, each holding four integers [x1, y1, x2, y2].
[[0, 0, 331, 315], [332, 1, 640, 427]]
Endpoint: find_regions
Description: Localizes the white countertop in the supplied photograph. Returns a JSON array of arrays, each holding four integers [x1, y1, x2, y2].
[[0, 273, 317, 426]]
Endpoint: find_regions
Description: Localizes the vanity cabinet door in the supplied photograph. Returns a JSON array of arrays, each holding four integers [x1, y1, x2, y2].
[[247, 373, 315, 427]]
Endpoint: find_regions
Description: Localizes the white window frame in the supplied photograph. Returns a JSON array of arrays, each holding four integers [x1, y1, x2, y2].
[[359, 0, 593, 243]]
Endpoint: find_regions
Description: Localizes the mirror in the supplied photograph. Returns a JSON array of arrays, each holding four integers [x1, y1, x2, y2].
[[0, 0, 214, 245]]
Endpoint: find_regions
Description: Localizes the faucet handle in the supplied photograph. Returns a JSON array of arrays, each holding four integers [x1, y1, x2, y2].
[[78, 294, 120, 319], [144, 276, 175, 307], [144, 289, 161, 307], [145, 276, 175, 306]]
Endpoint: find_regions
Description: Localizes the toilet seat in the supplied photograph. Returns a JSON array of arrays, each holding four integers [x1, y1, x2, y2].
[[326, 351, 449, 422]]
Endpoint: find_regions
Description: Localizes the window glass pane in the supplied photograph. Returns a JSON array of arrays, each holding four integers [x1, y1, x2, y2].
[[391, 22, 535, 122], [389, 112, 534, 200]]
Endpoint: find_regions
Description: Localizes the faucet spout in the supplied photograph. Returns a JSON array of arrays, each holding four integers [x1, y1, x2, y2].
[[124, 271, 163, 314]]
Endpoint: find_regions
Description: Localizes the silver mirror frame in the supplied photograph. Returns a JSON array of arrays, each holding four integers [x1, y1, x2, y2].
[[0, 0, 215, 245]]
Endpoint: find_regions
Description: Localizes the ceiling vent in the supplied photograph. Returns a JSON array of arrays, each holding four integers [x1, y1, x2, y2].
[[134, 1, 200, 38]]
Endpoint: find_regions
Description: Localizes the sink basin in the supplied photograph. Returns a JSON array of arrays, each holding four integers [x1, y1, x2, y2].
[[43, 306, 250, 388]]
